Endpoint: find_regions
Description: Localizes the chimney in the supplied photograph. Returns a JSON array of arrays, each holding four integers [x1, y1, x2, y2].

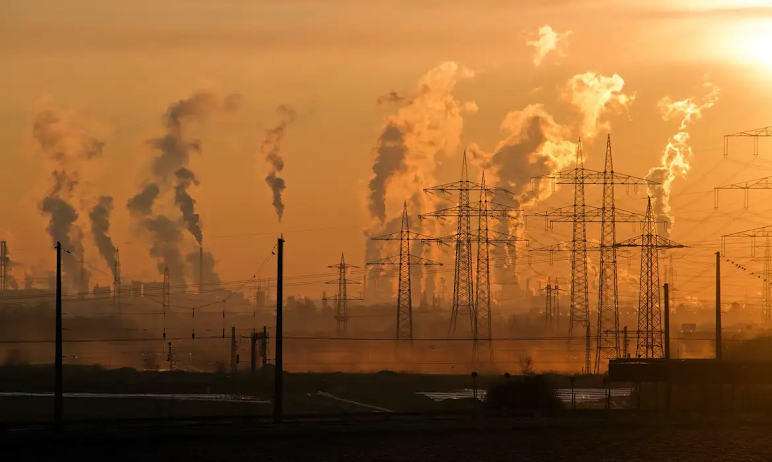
[[199, 245, 204, 295]]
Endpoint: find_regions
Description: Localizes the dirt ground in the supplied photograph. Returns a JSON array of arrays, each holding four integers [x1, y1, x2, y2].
[[6, 420, 772, 461]]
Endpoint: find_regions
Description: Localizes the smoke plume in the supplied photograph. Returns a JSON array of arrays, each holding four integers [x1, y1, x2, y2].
[[174, 167, 202, 245], [89, 196, 116, 276], [562, 72, 635, 139], [261, 104, 296, 222], [526, 25, 572, 67], [367, 61, 477, 224], [646, 81, 721, 234], [468, 104, 576, 300], [126, 183, 160, 216], [186, 249, 221, 289], [33, 108, 103, 293], [377, 91, 405, 105], [128, 89, 239, 279]]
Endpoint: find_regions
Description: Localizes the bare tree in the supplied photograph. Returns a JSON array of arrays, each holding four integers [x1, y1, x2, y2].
[[518, 353, 535, 376]]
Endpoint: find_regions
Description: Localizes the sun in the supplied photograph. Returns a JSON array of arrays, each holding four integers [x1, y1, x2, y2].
[[732, 20, 772, 68]]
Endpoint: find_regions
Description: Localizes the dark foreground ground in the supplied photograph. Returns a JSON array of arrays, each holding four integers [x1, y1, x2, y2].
[[5, 417, 772, 461]]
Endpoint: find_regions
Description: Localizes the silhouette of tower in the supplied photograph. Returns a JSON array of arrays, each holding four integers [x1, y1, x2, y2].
[[324, 254, 361, 335], [162, 265, 170, 340], [369, 202, 441, 341], [595, 136, 620, 372], [616, 197, 685, 358]]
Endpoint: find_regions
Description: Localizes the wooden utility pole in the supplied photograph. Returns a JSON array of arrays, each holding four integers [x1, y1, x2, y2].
[[716, 251, 722, 360], [273, 236, 284, 423], [55, 242, 63, 428]]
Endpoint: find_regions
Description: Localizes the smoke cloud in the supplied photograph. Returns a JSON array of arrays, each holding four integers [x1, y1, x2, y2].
[[367, 61, 477, 224], [89, 196, 116, 277], [646, 81, 721, 234], [186, 249, 221, 289], [562, 72, 635, 139], [33, 108, 103, 293], [128, 89, 239, 280], [468, 104, 576, 300], [377, 91, 405, 105], [526, 25, 572, 67], [174, 167, 202, 245], [261, 104, 296, 222]]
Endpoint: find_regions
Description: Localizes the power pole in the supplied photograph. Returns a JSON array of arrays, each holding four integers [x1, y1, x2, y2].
[[530, 135, 659, 372], [716, 251, 722, 360], [723, 126, 772, 158], [0, 241, 8, 291], [545, 279, 553, 330], [230, 326, 238, 374], [55, 242, 63, 428], [615, 197, 685, 359], [274, 235, 284, 424], [554, 279, 560, 330], [113, 247, 122, 317], [162, 266, 170, 340], [324, 254, 362, 336], [422, 153, 517, 338], [369, 202, 442, 341], [721, 227, 772, 328]]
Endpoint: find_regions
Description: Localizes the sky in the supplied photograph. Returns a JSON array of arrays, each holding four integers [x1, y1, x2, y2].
[[1, 0, 772, 310]]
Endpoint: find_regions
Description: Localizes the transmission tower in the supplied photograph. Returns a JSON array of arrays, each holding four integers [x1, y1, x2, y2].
[[0, 241, 8, 291], [714, 176, 772, 210], [422, 155, 519, 338], [324, 253, 362, 336], [369, 202, 442, 341], [162, 265, 170, 340], [615, 197, 685, 358], [724, 126, 772, 157], [721, 226, 772, 327], [545, 279, 553, 330], [530, 135, 658, 373], [113, 247, 122, 315]]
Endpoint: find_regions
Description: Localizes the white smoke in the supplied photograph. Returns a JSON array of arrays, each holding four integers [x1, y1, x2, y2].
[[647, 81, 721, 234], [562, 72, 636, 140], [526, 25, 572, 67]]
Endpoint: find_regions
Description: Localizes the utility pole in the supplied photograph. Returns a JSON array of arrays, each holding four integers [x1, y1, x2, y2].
[[55, 242, 63, 428], [324, 254, 362, 336], [530, 136, 659, 373], [545, 278, 553, 330], [422, 153, 518, 339], [162, 266, 170, 340], [274, 235, 284, 424], [0, 241, 8, 291], [113, 247, 121, 317], [369, 202, 442, 341], [615, 197, 685, 359], [664, 283, 670, 360], [716, 251, 722, 360]]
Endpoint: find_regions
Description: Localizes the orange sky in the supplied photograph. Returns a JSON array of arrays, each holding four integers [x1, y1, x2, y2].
[[1, 0, 772, 311]]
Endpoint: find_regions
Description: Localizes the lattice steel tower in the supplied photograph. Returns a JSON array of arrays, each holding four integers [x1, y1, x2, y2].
[[595, 136, 620, 372], [545, 279, 553, 330], [450, 155, 474, 337], [475, 172, 493, 362], [569, 141, 590, 371], [0, 241, 8, 291], [369, 202, 442, 340], [616, 197, 685, 358], [325, 253, 361, 336]]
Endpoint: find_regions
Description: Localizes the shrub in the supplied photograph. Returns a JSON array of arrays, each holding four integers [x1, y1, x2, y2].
[[484, 374, 563, 412]]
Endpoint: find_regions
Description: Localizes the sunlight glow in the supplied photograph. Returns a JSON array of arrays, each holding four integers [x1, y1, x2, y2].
[[728, 20, 772, 68]]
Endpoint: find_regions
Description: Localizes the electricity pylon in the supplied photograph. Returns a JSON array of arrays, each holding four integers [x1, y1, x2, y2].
[[324, 253, 362, 336], [545, 279, 553, 330], [162, 265, 170, 340], [724, 126, 772, 158], [721, 226, 772, 327], [423, 155, 518, 339], [530, 135, 658, 373], [714, 176, 772, 210], [615, 197, 685, 358], [369, 202, 442, 341]]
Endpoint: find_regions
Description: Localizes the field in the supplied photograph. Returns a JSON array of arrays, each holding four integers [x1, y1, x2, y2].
[[4, 418, 772, 461]]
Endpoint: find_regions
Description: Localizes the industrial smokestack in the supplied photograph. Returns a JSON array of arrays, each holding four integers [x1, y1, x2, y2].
[[199, 245, 204, 295]]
